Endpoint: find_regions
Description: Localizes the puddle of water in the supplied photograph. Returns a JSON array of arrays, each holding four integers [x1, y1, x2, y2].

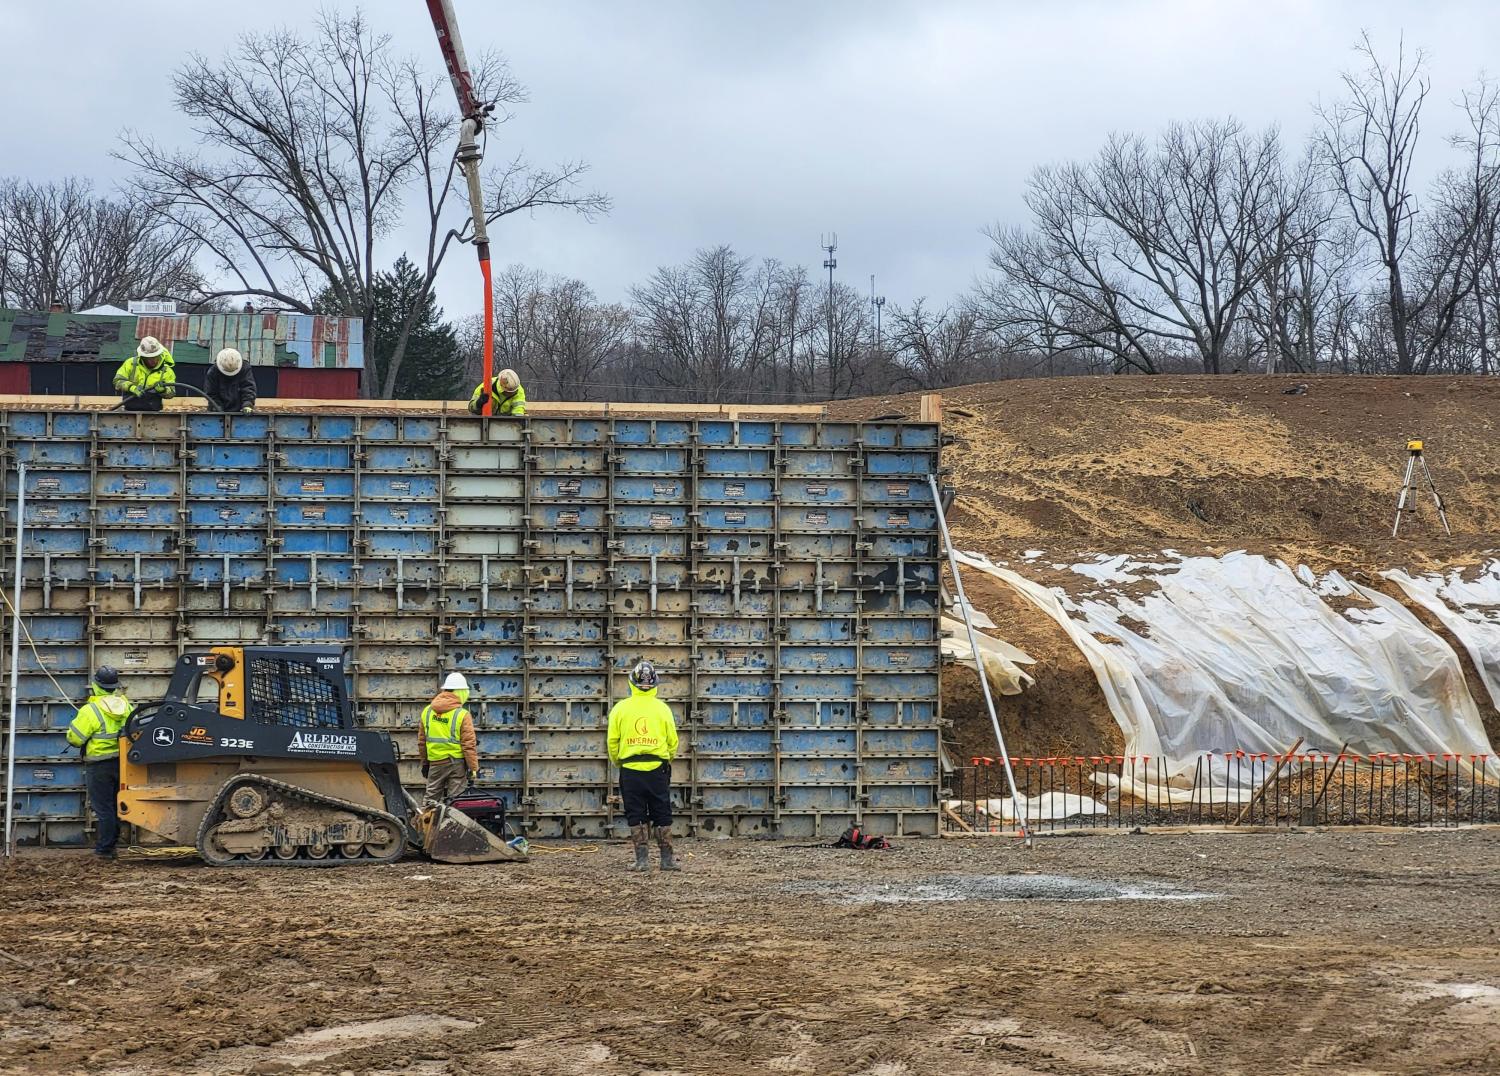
[[785, 873, 1219, 905]]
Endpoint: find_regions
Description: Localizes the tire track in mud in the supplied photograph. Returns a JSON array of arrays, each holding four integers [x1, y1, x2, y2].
[[3, 833, 1499, 1074]]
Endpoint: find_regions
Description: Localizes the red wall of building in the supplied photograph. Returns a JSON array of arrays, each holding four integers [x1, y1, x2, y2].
[[275, 368, 361, 400], [0, 365, 31, 393]]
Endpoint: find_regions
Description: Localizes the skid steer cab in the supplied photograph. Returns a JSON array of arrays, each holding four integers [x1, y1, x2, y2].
[[119, 646, 525, 867]]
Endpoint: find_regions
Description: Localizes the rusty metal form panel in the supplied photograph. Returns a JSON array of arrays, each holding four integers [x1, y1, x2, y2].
[[0, 410, 941, 844]]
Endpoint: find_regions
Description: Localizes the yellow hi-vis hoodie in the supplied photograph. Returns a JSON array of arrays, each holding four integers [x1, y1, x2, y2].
[[607, 685, 678, 772], [66, 691, 133, 762]]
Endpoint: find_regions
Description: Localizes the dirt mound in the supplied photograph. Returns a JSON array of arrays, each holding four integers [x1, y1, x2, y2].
[[838, 374, 1500, 558], [835, 376, 1500, 761]]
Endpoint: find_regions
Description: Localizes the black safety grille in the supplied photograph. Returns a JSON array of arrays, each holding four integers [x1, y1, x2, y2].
[[248, 657, 344, 728]]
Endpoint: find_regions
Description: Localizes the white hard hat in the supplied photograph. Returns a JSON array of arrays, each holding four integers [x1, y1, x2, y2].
[[442, 672, 469, 692], [496, 368, 520, 392], [215, 348, 244, 376], [137, 336, 164, 359]]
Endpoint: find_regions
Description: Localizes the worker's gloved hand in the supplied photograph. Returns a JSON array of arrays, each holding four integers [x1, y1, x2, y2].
[[466, 399, 480, 415], [242, 406, 254, 413], [469, 770, 479, 781], [421, 761, 430, 779]]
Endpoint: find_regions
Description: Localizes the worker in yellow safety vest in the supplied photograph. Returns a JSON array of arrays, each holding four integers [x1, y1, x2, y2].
[[607, 660, 680, 872], [65, 667, 134, 859], [467, 368, 527, 416], [419, 672, 479, 805], [113, 336, 176, 412]]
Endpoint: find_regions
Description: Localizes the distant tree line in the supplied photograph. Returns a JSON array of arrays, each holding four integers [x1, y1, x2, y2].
[[2, 23, 1497, 398], [981, 34, 1500, 377]]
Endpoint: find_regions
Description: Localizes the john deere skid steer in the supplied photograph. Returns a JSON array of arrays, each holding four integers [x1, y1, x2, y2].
[[118, 646, 525, 866]]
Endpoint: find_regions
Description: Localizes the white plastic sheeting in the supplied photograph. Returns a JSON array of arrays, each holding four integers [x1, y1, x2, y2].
[[1385, 560, 1500, 712], [945, 791, 1109, 823], [939, 616, 1035, 697], [954, 550, 1497, 777]]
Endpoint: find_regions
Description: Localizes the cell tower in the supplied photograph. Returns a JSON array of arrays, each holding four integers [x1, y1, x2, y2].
[[821, 233, 838, 369]]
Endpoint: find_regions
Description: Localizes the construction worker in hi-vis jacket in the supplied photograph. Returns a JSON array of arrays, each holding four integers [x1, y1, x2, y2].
[[607, 660, 680, 872], [66, 667, 133, 859]]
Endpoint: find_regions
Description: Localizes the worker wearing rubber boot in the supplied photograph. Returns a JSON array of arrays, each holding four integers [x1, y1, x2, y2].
[[607, 660, 680, 871], [467, 367, 527, 416], [419, 673, 479, 805], [113, 336, 176, 412], [66, 667, 134, 859], [204, 348, 258, 413]]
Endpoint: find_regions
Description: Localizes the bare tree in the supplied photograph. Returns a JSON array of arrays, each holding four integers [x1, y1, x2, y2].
[[885, 299, 991, 389], [978, 119, 1293, 374], [631, 246, 786, 401], [488, 265, 631, 399], [0, 177, 201, 310], [118, 9, 605, 398], [1317, 33, 1480, 374]]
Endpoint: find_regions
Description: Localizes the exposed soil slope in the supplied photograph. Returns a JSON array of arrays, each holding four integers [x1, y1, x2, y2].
[[834, 376, 1500, 758]]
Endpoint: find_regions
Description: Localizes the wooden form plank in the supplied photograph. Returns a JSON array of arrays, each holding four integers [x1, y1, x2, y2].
[[919, 393, 944, 424], [0, 394, 827, 417]]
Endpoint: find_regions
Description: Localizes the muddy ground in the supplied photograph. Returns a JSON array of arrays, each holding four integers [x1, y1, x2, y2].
[[3, 830, 1498, 1075]]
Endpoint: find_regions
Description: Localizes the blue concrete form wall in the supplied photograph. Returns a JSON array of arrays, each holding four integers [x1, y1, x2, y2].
[[0, 411, 943, 842]]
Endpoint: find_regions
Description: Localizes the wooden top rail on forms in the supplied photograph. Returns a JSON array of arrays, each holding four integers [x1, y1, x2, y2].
[[0, 395, 826, 419], [0, 393, 946, 422]]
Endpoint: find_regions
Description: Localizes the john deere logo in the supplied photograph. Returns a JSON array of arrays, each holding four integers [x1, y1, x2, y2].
[[153, 727, 176, 746]]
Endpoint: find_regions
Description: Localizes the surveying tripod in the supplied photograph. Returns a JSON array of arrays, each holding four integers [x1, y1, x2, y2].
[[1391, 440, 1452, 538]]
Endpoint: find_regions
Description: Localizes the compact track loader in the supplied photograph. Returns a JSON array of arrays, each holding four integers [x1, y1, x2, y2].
[[118, 646, 525, 866]]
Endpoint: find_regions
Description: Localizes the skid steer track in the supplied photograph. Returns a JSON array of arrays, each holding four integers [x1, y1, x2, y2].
[[195, 773, 410, 867]]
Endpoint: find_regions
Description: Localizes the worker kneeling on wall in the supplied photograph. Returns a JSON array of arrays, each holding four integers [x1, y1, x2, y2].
[[467, 367, 526, 416], [66, 666, 134, 859], [608, 660, 680, 872], [420, 672, 478, 804], [113, 336, 175, 412], [205, 348, 258, 413]]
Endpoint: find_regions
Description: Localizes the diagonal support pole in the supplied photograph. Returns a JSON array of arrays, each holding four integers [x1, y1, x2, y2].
[[927, 475, 1030, 845]]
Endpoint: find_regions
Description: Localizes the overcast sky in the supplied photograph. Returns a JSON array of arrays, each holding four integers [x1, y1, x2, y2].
[[5, 1, 1499, 317]]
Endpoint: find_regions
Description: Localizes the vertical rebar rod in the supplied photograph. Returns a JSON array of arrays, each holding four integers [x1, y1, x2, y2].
[[927, 475, 1029, 844], [4, 461, 26, 857]]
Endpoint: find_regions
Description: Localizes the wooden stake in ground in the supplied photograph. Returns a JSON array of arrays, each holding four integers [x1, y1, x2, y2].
[[1233, 737, 1305, 826], [1307, 742, 1351, 818]]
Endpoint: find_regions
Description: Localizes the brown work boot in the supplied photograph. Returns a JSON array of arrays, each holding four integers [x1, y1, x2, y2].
[[653, 825, 680, 871], [628, 824, 651, 871]]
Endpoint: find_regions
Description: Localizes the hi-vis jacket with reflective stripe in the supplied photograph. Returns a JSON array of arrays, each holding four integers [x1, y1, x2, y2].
[[419, 691, 478, 770], [607, 685, 678, 772], [66, 692, 134, 762], [468, 379, 526, 415], [112, 350, 177, 397]]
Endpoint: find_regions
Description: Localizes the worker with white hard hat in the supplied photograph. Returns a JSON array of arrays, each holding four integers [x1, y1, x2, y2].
[[418, 672, 479, 804], [113, 336, 176, 412], [467, 367, 527, 416], [204, 348, 259, 414]]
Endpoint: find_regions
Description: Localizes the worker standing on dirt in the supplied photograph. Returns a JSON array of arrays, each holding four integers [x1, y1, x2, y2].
[[204, 348, 258, 413], [419, 672, 479, 805], [607, 660, 680, 872], [112, 336, 176, 412], [65, 667, 134, 860], [466, 368, 527, 416]]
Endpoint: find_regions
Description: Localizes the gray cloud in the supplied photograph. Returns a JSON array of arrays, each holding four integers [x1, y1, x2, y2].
[[4, 0, 1497, 316]]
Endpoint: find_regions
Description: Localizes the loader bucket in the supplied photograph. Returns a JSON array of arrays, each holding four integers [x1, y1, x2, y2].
[[417, 803, 529, 864]]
